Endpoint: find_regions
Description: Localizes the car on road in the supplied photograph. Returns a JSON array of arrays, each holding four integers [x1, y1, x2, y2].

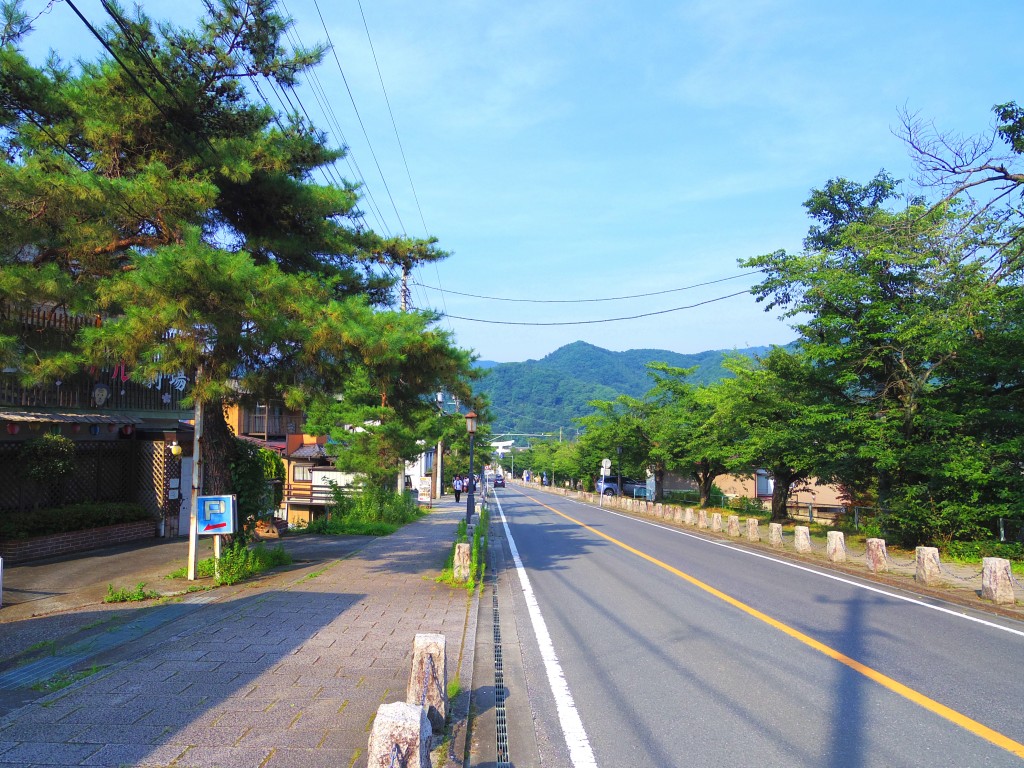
[[493, 475, 505, 488], [595, 475, 646, 496]]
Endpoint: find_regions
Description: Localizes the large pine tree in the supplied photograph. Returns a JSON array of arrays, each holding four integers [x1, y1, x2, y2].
[[0, 0, 472, 494]]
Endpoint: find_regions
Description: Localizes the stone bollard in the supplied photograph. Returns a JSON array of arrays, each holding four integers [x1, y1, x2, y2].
[[654, 504, 663, 519], [865, 538, 888, 573], [794, 526, 811, 553], [697, 509, 708, 529], [981, 557, 1016, 605], [746, 519, 760, 542], [407, 633, 448, 732], [366, 701, 431, 768], [453, 542, 472, 582], [711, 512, 723, 532], [684, 508, 695, 526], [727, 515, 740, 537], [915, 546, 942, 586], [673, 508, 684, 524], [768, 523, 783, 548], [826, 531, 846, 563]]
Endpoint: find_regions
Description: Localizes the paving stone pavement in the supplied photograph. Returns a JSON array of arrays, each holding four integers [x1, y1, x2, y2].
[[0, 501, 479, 767]]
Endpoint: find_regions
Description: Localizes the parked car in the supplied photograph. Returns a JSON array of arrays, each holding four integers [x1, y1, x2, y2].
[[493, 475, 505, 488], [595, 475, 646, 496]]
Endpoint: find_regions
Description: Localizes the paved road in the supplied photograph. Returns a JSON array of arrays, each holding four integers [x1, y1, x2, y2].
[[479, 485, 1024, 768]]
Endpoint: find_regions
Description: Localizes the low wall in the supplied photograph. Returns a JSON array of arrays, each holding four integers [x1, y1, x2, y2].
[[0, 520, 158, 564]]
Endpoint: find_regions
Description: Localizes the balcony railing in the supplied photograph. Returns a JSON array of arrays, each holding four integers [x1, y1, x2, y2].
[[0, 367, 190, 413]]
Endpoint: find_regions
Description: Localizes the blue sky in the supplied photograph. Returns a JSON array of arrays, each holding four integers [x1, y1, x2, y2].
[[21, 0, 1024, 362]]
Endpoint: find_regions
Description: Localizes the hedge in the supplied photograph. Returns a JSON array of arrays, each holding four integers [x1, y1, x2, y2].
[[0, 502, 153, 539]]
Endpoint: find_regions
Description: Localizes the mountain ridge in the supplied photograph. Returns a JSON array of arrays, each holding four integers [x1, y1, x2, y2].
[[475, 340, 782, 436]]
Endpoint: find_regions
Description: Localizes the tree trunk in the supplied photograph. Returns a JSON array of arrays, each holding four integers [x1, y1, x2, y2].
[[770, 482, 791, 522], [202, 399, 236, 495], [653, 465, 664, 502]]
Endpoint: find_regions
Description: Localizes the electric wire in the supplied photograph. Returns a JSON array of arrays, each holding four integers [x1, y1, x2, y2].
[[415, 271, 763, 304], [445, 289, 751, 326], [309, 0, 407, 235], [352, 0, 444, 320]]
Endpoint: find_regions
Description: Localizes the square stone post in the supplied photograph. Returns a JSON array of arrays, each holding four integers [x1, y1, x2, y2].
[[768, 522, 783, 548], [366, 702, 431, 768], [915, 546, 942, 586], [826, 531, 846, 562], [684, 508, 695, 526], [407, 633, 448, 732], [794, 525, 811, 553], [698, 509, 708, 529], [711, 512, 723, 532], [746, 519, 760, 542], [453, 542, 471, 582], [673, 508, 684, 524], [727, 515, 740, 536], [865, 538, 888, 573], [981, 557, 1016, 605]]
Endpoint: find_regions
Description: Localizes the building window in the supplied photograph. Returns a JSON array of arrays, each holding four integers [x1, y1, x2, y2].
[[293, 464, 312, 482], [756, 470, 773, 497]]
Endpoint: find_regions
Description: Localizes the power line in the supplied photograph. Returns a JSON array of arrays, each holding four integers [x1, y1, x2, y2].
[[444, 290, 751, 326], [310, 0, 407, 234], [416, 271, 763, 304]]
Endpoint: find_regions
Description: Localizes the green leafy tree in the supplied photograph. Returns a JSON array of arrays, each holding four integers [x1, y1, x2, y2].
[[744, 174, 1019, 543], [718, 348, 851, 521]]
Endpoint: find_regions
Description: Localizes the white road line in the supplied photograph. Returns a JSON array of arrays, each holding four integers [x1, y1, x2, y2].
[[493, 494, 598, 768], [565, 497, 1024, 639]]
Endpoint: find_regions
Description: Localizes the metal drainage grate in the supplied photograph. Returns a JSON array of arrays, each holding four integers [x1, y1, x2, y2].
[[493, 589, 510, 766]]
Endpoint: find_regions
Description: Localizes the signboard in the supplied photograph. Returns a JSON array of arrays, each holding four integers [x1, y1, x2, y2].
[[601, 458, 612, 470], [197, 495, 236, 535]]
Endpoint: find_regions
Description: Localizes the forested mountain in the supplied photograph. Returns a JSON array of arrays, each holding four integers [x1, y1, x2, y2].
[[476, 341, 777, 436]]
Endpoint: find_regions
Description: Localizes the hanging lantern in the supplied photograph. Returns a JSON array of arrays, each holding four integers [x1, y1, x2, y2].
[[107, 423, 117, 433], [120, 424, 134, 436], [71, 423, 82, 434], [89, 424, 100, 436], [5, 423, 19, 435]]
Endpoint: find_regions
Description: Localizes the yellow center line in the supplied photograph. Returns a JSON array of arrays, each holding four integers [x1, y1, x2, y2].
[[521, 492, 1024, 760]]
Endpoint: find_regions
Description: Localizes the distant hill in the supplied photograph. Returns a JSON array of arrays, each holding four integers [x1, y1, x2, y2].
[[474, 340, 777, 436]]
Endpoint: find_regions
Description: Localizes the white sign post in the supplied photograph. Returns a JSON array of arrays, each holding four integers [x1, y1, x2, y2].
[[599, 458, 611, 507]]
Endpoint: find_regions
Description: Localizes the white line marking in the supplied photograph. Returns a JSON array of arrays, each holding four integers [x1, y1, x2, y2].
[[493, 494, 598, 768], [560, 496, 1024, 639]]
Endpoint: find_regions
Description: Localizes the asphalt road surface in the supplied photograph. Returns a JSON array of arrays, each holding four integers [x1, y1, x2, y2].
[[479, 485, 1024, 768]]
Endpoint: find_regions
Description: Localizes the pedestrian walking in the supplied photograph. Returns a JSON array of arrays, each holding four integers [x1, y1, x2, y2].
[[453, 475, 463, 503]]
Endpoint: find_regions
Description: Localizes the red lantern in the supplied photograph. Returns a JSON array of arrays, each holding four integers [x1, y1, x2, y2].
[[71, 423, 82, 434], [107, 424, 117, 433], [121, 425, 134, 436], [5, 423, 19, 435]]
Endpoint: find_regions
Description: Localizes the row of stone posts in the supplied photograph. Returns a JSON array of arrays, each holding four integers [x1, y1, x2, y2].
[[366, 633, 448, 767], [640, 504, 1018, 607]]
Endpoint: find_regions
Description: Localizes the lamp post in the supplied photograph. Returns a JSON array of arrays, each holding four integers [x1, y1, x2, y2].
[[465, 411, 477, 525]]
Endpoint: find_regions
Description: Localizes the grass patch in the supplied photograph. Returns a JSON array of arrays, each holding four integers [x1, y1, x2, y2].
[[31, 664, 105, 693], [104, 582, 160, 603], [25, 639, 57, 656], [295, 487, 424, 536], [437, 509, 490, 591], [166, 542, 292, 586]]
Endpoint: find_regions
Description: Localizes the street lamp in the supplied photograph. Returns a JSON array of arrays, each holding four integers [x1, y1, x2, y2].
[[465, 411, 477, 525]]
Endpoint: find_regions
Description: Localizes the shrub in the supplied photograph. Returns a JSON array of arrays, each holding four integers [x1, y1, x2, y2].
[[21, 433, 75, 484], [303, 485, 423, 536], [0, 502, 152, 539], [943, 540, 1024, 562]]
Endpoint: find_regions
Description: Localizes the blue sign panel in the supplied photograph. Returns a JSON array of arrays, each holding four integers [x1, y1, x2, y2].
[[197, 495, 236, 535]]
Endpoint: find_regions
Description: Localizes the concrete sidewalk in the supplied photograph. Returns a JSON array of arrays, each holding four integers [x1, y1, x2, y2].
[[0, 499, 479, 767]]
